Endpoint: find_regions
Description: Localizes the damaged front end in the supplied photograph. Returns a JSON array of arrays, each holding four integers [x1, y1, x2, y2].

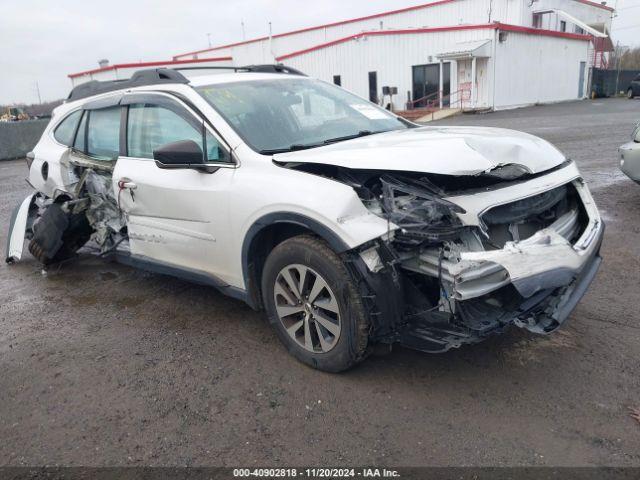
[[6, 157, 127, 267], [290, 160, 604, 353]]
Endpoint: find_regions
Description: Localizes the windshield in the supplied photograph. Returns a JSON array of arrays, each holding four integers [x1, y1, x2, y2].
[[196, 78, 409, 154]]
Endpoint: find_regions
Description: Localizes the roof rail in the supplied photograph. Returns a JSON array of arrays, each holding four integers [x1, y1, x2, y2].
[[67, 68, 190, 102], [66, 64, 306, 102], [171, 64, 307, 76], [242, 64, 307, 76]]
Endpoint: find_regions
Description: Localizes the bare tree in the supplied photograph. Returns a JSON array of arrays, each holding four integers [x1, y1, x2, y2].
[[610, 46, 640, 70]]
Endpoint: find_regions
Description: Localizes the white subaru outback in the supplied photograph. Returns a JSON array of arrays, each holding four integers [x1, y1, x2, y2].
[[6, 65, 604, 372]]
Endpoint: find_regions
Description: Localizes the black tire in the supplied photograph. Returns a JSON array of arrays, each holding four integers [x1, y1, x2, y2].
[[29, 204, 93, 265], [261, 235, 369, 372]]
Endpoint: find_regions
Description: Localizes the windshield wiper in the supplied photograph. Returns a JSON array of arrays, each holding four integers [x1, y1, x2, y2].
[[259, 130, 387, 155], [323, 130, 377, 145], [259, 143, 324, 155]]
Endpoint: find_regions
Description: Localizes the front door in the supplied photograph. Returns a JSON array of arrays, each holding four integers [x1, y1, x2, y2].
[[368, 71, 378, 103], [113, 93, 236, 278], [412, 63, 450, 107], [578, 62, 586, 98]]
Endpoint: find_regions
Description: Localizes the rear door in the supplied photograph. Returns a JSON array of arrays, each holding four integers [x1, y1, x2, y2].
[[112, 92, 237, 280]]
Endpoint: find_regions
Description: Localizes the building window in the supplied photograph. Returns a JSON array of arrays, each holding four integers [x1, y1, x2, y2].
[[333, 75, 342, 86], [368, 72, 378, 103], [575, 26, 584, 35], [532, 13, 542, 28], [560, 20, 567, 32]]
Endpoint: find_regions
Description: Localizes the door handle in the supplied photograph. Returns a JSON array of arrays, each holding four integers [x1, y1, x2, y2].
[[118, 179, 137, 190]]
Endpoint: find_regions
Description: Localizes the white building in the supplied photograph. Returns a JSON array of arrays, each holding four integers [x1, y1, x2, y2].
[[68, 0, 615, 112], [68, 56, 234, 87]]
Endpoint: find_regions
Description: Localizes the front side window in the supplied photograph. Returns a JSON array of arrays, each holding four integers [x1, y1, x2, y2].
[[87, 107, 121, 160], [127, 104, 228, 162], [196, 78, 408, 154], [53, 110, 82, 146]]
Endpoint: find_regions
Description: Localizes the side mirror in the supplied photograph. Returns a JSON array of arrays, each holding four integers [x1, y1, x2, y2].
[[153, 140, 204, 167], [153, 140, 219, 173]]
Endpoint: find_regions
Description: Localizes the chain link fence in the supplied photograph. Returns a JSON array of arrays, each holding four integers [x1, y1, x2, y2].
[[590, 68, 640, 98]]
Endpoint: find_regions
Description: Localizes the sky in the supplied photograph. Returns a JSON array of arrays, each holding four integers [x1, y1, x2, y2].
[[1, 0, 639, 105]]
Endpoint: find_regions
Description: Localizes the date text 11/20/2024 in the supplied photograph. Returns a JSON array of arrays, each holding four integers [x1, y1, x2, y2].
[[232, 468, 401, 478]]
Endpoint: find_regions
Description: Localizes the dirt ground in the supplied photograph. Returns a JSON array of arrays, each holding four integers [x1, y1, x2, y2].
[[1, 98, 639, 467]]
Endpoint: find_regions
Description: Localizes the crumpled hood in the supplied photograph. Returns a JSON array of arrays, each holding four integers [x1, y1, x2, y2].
[[273, 126, 566, 176]]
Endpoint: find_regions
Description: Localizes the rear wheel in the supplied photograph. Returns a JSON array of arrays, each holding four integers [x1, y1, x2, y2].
[[628, 89, 635, 99], [261, 235, 369, 372]]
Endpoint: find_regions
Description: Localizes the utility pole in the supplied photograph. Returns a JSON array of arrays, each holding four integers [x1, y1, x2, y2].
[[34, 82, 42, 104], [269, 22, 275, 61], [241, 20, 246, 41], [207, 33, 212, 48], [615, 41, 621, 95]]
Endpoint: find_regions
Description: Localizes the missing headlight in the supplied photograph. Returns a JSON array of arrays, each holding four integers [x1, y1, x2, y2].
[[380, 174, 466, 248]]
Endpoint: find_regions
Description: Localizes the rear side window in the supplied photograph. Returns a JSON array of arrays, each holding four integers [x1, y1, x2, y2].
[[127, 103, 230, 162], [87, 107, 121, 160], [53, 110, 82, 146]]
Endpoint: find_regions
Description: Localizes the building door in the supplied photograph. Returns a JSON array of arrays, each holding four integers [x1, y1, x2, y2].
[[368, 72, 378, 103], [578, 62, 586, 98], [412, 63, 450, 107], [442, 63, 451, 107]]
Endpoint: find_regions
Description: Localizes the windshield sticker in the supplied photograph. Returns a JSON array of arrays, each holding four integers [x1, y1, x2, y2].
[[350, 104, 389, 120]]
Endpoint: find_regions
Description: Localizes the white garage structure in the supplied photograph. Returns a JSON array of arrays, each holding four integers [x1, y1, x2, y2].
[[276, 23, 593, 111], [68, 0, 614, 113]]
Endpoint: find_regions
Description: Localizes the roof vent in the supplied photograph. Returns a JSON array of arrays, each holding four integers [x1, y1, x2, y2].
[[98, 59, 110, 68]]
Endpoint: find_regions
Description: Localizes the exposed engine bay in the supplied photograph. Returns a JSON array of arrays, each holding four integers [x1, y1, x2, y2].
[[279, 161, 604, 353]]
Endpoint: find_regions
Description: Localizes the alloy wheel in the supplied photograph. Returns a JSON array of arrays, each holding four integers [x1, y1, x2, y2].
[[273, 264, 342, 353]]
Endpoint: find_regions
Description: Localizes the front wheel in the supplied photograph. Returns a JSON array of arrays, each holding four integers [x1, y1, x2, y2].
[[261, 235, 370, 372]]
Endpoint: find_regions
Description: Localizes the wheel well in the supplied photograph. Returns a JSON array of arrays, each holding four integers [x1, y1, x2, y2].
[[245, 223, 314, 310], [242, 213, 351, 310]]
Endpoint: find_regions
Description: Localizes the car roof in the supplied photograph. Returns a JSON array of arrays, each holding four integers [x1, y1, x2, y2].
[[55, 70, 313, 118], [66, 65, 308, 103], [186, 72, 311, 87]]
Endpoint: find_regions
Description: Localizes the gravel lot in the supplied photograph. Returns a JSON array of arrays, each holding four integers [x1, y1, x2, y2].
[[1, 98, 639, 467]]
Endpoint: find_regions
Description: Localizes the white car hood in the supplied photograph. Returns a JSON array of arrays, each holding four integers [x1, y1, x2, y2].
[[274, 126, 566, 176]]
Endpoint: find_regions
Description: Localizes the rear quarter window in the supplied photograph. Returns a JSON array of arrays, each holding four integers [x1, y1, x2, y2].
[[87, 107, 121, 160], [53, 110, 82, 146]]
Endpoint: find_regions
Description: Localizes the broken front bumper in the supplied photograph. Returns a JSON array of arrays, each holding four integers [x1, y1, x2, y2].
[[408, 212, 603, 303], [396, 173, 604, 349]]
